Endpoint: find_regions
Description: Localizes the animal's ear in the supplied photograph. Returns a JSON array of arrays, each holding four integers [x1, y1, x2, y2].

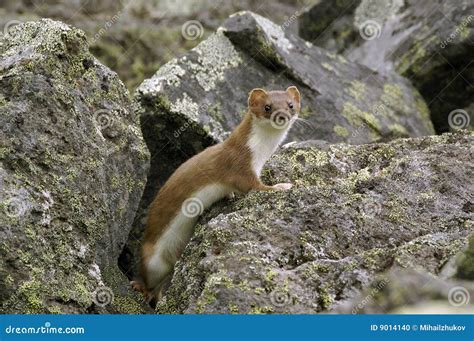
[[286, 86, 301, 104], [248, 88, 267, 107]]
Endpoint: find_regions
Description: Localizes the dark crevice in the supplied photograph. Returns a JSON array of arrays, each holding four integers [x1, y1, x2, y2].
[[407, 52, 474, 134]]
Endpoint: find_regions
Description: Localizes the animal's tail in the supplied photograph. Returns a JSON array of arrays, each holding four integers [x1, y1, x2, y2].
[[130, 279, 149, 297], [130, 275, 171, 309], [131, 247, 152, 302]]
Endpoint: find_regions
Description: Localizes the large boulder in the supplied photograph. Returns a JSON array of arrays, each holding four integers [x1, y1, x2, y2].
[[335, 232, 474, 314], [0, 19, 150, 313], [157, 131, 473, 313], [0, 0, 308, 91], [299, 0, 474, 133], [333, 268, 474, 314], [123, 11, 435, 277], [335, 267, 474, 314]]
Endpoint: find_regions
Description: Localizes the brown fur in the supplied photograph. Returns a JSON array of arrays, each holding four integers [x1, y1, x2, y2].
[[137, 86, 301, 293]]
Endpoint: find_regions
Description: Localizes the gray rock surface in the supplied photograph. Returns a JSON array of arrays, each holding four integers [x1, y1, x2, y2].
[[0, 19, 150, 313], [298, 0, 361, 53], [123, 11, 436, 277], [299, 0, 474, 133], [0, 0, 311, 91], [2, 11, 470, 316], [157, 131, 473, 313], [335, 267, 474, 314]]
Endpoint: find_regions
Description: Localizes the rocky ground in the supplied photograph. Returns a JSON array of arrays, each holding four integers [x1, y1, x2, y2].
[[158, 132, 473, 313], [0, 0, 473, 314]]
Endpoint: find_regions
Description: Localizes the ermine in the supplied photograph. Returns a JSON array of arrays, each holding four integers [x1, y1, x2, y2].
[[133, 86, 301, 301]]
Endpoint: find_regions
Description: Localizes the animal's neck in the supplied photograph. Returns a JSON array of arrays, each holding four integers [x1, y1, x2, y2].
[[224, 112, 291, 176], [224, 112, 253, 149], [246, 115, 290, 176]]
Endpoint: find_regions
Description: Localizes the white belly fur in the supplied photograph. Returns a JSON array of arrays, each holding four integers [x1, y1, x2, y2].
[[146, 183, 232, 289]]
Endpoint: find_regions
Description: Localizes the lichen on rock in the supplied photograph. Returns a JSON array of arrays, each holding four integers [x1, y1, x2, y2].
[[158, 131, 473, 313], [299, 0, 474, 134], [0, 19, 150, 313], [123, 11, 436, 279], [335, 267, 474, 314]]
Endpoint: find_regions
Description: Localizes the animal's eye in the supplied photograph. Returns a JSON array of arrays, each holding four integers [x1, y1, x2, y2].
[[264, 105, 271, 112], [288, 102, 294, 109]]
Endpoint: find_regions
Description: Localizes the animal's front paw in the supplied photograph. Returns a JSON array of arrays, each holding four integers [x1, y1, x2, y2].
[[272, 183, 293, 191]]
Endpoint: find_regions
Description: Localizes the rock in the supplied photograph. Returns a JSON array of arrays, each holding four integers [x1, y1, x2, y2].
[[0, 19, 150, 313], [298, 0, 361, 52], [334, 267, 474, 314], [157, 131, 473, 313], [123, 11, 435, 278], [0, 1, 310, 91], [456, 234, 474, 280], [299, 0, 474, 133]]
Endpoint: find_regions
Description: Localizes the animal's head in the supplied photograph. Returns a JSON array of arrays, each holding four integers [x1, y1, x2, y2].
[[247, 86, 301, 130]]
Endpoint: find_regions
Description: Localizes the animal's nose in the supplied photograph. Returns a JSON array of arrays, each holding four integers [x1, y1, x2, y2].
[[270, 109, 294, 129], [272, 109, 291, 117]]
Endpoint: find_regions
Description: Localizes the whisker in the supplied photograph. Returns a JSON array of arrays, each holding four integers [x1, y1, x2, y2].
[[294, 120, 307, 129], [295, 120, 313, 132], [296, 117, 317, 130]]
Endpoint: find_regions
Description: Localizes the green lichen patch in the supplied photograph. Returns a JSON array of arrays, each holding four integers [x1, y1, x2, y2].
[[159, 131, 474, 313], [333, 125, 350, 138], [347, 80, 367, 102], [188, 32, 243, 92], [381, 84, 404, 110], [0, 19, 149, 314]]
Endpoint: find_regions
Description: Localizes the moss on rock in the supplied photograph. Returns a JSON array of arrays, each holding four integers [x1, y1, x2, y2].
[[158, 131, 474, 313], [0, 19, 149, 313]]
